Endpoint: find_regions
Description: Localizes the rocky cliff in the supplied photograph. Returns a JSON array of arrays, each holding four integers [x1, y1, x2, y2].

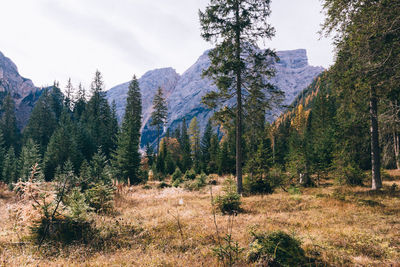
[[0, 51, 41, 128], [107, 48, 324, 147]]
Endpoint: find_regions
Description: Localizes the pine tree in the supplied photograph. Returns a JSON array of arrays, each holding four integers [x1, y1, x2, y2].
[[64, 78, 74, 111], [0, 131, 5, 182], [19, 139, 43, 181], [113, 76, 142, 185], [201, 119, 213, 172], [0, 93, 20, 150], [322, 0, 400, 189], [2, 147, 17, 184], [24, 89, 58, 154], [180, 118, 192, 172], [189, 117, 201, 170], [83, 70, 116, 157], [73, 83, 86, 120], [200, 0, 277, 193], [150, 87, 167, 151], [43, 111, 82, 180]]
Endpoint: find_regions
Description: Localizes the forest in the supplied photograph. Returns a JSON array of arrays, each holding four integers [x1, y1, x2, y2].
[[0, 0, 400, 266]]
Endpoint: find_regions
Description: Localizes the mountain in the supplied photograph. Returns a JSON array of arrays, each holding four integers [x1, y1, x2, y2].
[[0, 51, 41, 128], [107, 48, 324, 147]]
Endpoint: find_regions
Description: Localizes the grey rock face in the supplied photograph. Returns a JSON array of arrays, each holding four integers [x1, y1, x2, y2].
[[107, 48, 324, 147], [0, 51, 40, 128]]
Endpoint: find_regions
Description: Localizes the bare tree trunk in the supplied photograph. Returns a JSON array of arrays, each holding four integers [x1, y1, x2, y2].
[[370, 86, 382, 190], [394, 131, 400, 169], [235, 0, 243, 194]]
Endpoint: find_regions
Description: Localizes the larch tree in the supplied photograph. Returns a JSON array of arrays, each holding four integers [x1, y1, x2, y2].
[[199, 0, 278, 193], [113, 76, 142, 185], [150, 87, 167, 151]]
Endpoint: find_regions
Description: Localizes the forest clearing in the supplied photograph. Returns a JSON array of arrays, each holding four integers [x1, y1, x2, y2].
[[1, 171, 399, 266]]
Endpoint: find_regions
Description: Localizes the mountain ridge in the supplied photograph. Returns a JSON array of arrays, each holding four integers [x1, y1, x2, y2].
[[106, 48, 324, 147]]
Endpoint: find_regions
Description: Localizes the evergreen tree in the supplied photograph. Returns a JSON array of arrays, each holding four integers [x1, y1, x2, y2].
[[24, 89, 58, 154], [200, 0, 277, 193], [113, 76, 142, 185], [2, 147, 17, 184], [43, 111, 82, 180], [322, 0, 400, 189], [208, 133, 220, 174], [150, 87, 167, 151], [180, 118, 192, 172], [201, 119, 213, 172], [0, 93, 20, 150], [0, 131, 5, 182], [83, 70, 116, 157], [189, 117, 201, 170], [73, 83, 86, 120], [19, 139, 43, 181], [64, 78, 74, 111]]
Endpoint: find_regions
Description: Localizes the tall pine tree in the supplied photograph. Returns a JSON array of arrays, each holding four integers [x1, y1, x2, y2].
[[200, 0, 277, 193], [150, 87, 167, 151], [113, 76, 143, 184]]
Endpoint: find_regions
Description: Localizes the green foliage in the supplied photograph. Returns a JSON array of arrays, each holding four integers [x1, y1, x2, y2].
[[112, 75, 142, 185], [247, 231, 306, 266], [172, 167, 183, 182], [151, 87, 167, 151], [212, 234, 244, 267], [0, 93, 20, 151], [19, 139, 43, 181], [85, 182, 115, 214], [2, 147, 17, 184], [243, 174, 273, 195], [215, 178, 242, 215], [184, 169, 196, 180], [184, 173, 208, 191], [334, 161, 366, 186]]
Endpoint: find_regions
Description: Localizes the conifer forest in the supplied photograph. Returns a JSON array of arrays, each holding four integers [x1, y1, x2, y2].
[[0, 0, 400, 266]]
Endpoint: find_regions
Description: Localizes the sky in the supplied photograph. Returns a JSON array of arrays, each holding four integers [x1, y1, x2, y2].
[[0, 0, 334, 91]]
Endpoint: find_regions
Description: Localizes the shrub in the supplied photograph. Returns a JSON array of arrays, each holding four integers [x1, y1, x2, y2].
[[215, 178, 242, 215], [157, 181, 171, 189], [184, 173, 207, 191], [85, 183, 115, 214], [335, 163, 365, 186], [212, 234, 244, 266], [172, 167, 183, 182], [184, 169, 196, 180], [247, 231, 306, 266], [243, 175, 273, 195], [288, 185, 301, 195], [30, 215, 96, 245]]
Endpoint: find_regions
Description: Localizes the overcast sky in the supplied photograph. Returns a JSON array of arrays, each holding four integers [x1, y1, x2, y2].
[[0, 0, 334, 91]]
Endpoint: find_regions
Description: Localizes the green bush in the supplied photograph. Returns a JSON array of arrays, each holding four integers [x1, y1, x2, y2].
[[215, 178, 242, 215], [247, 231, 306, 266], [184, 169, 196, 180], [30, 215, 96, 245], [85, 183, 115, 214], [184, 173, 208, 191], [157, 181, 171, 189], [243, 175, 273, 195], [335, 163, 365, 186], [172, 167, 183, 182]]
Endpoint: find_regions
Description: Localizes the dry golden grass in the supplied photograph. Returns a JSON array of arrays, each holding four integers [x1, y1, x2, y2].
[[1, 174, 400, 266]]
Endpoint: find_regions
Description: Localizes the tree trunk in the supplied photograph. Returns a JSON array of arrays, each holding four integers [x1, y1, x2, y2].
[[370, 86, 382, 190], [394, 131, 400, 169], [235, 0, 243, 194]]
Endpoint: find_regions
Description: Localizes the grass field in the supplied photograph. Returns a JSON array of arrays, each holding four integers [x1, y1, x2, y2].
[[1, 171, 400, 266]]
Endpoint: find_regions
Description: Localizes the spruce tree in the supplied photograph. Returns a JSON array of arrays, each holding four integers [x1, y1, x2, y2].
[[19, 139, 43, 181], [84, 70, 116, 157], [0, 93, 20, 150], [113, 76, 142, 185], [180, 118, 192, 172], [150, 87, 167, 151], [2, 147, 17, 184], [189, 117, 201, 170], [24, 89, 58, 154], [0, 131, 5, 181], [201, 119, 213, 172], [64, 78, 74, 111], [200, 0, 277, 193]]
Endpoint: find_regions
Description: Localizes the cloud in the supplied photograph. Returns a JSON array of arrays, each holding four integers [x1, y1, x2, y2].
[[39, 0, 156, 66]]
